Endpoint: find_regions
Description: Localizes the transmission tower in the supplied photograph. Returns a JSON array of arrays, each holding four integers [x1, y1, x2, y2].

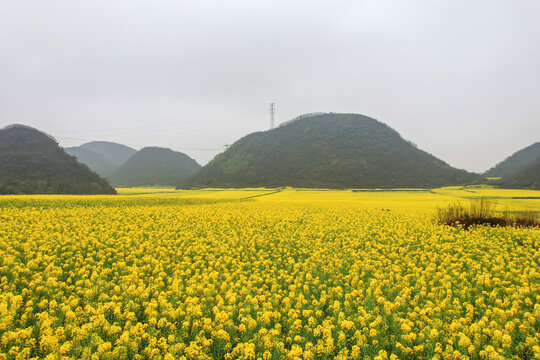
[[269, 103, 275, 129]]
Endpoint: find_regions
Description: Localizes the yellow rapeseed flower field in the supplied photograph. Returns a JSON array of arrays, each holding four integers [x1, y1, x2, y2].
[[0, 187, 538, 360]]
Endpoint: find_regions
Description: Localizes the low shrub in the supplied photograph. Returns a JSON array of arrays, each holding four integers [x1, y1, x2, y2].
[[436, 198, 539, 229], [503, 209, 539, 228]]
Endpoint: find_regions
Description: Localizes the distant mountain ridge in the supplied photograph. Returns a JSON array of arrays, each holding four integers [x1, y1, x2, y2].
[[80, 141, 137, 166], [0, 125, 116, 194], [64, 146, 117, 178], [485, 142, 540, 178], [109, 147, 201, 187], [180, 113, 481, 189], [65, 141, 137, 178]]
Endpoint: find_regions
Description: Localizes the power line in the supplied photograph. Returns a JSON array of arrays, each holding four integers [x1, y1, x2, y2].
[[54, 110, 260, 139], [53, 106, 270, 153], [54, 136, 223, 152]]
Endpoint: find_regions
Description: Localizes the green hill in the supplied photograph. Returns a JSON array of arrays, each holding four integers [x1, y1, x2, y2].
[[109, 147, 201, 187], [485, 142, 540, 177], [498, 157, 540, 190], [180, 113, 481, 189], [0, 125, 116, 194], [64, 146, 117, 178]]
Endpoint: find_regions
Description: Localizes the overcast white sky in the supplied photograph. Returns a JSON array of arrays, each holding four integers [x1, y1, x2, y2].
[[1, 0, 539, 171]]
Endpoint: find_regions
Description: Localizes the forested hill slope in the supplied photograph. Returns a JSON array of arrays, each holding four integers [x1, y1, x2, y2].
[[498, 157, 540, 190], [485, 142, 540, 177], [0, 125, 116, 194], [180, 113, 481, 189]]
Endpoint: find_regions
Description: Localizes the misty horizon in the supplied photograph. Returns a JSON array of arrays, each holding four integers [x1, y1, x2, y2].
[[12, 112, 535, 174], [1, 0, 539, 172]]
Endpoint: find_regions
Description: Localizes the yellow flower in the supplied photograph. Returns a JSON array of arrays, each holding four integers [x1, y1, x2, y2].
[[0, 188, 537, 360], [97, 342, 112, 355], [458, 334, 472, 348], [217, 329, 230, 341], [341, 320, 355, 331]]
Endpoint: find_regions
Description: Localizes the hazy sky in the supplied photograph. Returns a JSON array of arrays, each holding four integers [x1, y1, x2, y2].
[[1, 0, 539, 171]]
